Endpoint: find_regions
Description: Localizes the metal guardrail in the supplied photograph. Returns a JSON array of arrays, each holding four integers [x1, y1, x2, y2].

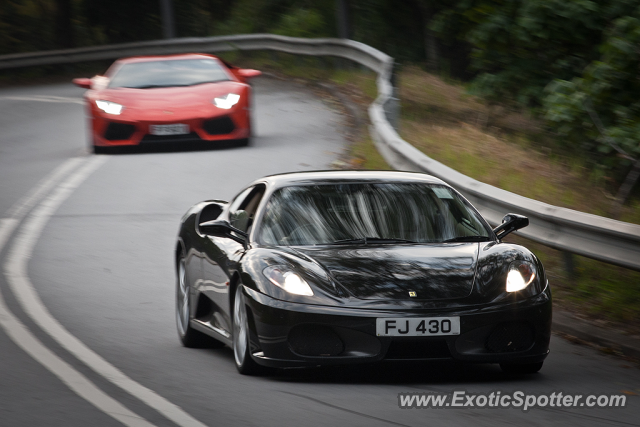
[[2, 34, 639, 271], [0, 34, 390, 73]]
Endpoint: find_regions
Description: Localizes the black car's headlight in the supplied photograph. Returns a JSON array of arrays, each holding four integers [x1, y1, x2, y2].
[[506, 260, 537, 293], [263, 266, 314, 296]]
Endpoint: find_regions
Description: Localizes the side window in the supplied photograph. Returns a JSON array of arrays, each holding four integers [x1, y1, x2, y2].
[[228, 187, 254, 214], [229, 184, 266, 233]]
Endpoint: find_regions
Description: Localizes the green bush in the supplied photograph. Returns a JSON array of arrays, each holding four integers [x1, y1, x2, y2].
[[544, 8, 640, 172], [272, 8, 328, 38]]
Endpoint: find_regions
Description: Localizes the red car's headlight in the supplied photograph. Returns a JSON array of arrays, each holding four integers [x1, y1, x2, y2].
[[212, 93, 240, 109], [96, 100, 124, 115]]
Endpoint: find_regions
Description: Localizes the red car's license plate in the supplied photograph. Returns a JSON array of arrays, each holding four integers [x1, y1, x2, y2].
[[149, 124, 189, 136]]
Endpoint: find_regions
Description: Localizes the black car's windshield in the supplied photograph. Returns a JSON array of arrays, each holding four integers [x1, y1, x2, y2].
[[108, 58, 231, 89], [258, 183, 491, 246]]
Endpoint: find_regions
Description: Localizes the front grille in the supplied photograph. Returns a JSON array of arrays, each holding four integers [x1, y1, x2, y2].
[[203, 116, 235, 135], [140, 132, 202, 144], [486, 322, 535, 353], [288, 325, 344, 357], [104, 122, 136, 140], [385, 339, 451, 360]]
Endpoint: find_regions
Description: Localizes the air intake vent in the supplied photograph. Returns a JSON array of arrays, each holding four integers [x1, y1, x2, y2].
[[486, 322, 535, 353], [104, 122, 135, 140], [203, 116, 235, 135], [288, 325, 344, 357]]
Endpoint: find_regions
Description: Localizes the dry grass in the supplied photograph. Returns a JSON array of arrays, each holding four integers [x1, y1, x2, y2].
[[398, 65, 640, 223], [401, 121, 590, 211]]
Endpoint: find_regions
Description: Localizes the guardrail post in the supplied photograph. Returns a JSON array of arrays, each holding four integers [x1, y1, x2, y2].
[[563, 251, 575, 278], [385, 61, 401, 131]]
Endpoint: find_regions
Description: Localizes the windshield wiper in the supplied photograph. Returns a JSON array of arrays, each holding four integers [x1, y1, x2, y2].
[[326, 237, 416, 245], [122, 80, 225, 89], [186, 80, 223, 86], [442, 235, 491, 243], [123, 84, 190, 89]]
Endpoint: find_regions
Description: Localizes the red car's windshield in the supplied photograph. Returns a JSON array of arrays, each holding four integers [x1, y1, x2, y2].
[[108, 58, 231, 89]]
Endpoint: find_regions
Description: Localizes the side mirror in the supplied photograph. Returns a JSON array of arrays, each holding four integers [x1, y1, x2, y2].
[[199, 200, 227, 224], [199, 219, 248, 245], [72, 77, 92, 89], [237, 69, 262, 79], [493, 213, 529, 240]]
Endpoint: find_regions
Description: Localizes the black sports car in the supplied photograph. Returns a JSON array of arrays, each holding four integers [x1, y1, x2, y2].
[[175, 171, 551, 375]]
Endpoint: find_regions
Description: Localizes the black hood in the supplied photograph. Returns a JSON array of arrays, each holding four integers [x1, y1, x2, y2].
[[295, 243, 479, 301]]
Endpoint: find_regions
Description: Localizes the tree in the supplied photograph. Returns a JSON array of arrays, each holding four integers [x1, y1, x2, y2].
[[544, 7, 640, 209], [54, 0, 74, 48]]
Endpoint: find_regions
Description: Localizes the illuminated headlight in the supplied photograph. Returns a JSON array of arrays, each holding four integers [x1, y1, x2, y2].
[[506, 260, 537, 292], [263, 266, 313, 296], [96, 100, 124, 115], [212, 93, 240, 109]]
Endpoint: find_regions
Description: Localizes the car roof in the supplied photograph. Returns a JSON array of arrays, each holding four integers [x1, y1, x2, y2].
[[254, 170, 449, 189], [114, 53, 219, 65]]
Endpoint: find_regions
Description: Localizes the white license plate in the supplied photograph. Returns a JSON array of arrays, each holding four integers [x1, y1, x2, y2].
[[149, 124, 189, 136], [376, 317, 460, 336]]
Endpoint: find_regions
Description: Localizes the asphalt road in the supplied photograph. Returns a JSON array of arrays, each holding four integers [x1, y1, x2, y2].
[[0, 76, 638, 427]]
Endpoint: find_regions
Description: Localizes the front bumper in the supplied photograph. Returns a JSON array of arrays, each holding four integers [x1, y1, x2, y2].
[[90, 111, 250, 148], [243, 286, 552, 368]]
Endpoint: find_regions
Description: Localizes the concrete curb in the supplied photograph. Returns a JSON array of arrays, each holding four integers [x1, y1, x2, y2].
[[317, 82, 365, 132], [552, 310, 640, 360]]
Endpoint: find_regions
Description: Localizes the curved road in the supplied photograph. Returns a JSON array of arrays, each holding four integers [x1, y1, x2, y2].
[[0, 77, 638, 426]]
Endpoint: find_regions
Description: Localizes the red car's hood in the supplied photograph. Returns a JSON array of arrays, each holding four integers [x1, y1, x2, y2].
[[93, 81, 244, 111]]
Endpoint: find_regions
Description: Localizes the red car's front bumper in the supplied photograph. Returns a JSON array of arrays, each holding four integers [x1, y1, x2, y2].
[[89, 106, 251, 148]]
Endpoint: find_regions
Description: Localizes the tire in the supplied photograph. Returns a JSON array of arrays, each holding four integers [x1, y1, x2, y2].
[[176, 255, 223, 348], [233, 285, 262, 375], [236, 137, 250, 147], [92, 143, 119, 154], [500, 361, 543, 374], [238, 105, 253, 147], [91, 135, 110, 154], [92, 144, 108, 154]]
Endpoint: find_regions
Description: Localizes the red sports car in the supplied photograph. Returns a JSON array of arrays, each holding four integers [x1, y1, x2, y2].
[[73, 53, 261, 153]]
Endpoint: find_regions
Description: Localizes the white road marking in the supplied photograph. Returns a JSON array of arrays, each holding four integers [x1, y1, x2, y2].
[[0, 219, 19, 251], [0, 269, 155, 426], [3, 156, 208, 427], [0, 163, 155, 426], [0, 95, 84, 105], [6, 157, 85, 219]]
